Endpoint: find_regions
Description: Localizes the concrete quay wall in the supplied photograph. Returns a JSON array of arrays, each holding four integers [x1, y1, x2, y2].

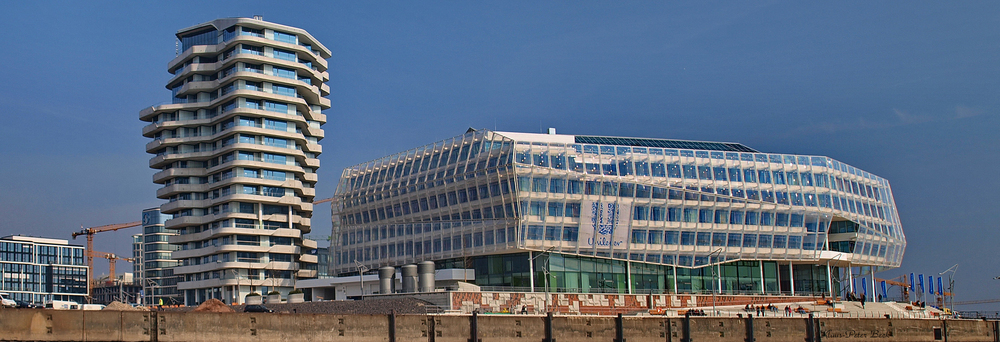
[[0, 309, 996, 342]]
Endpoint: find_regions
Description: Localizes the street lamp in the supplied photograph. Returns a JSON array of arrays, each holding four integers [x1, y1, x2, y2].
[[229, 268, 249, 304], [708, 248, 724, 316], [354, 260, 369, 300], [939, 264, 958, 314], [530, 247, 555, 313]]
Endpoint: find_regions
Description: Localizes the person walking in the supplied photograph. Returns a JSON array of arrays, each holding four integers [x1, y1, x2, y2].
[[860, 294, 866, 309]]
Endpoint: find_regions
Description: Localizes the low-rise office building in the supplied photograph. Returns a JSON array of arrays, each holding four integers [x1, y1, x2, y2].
[[0, 235, 88, 304], [332, 129, 905, 298]]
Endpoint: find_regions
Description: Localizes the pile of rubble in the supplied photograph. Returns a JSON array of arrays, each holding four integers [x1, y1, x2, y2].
[[103, 301, 147, 311]]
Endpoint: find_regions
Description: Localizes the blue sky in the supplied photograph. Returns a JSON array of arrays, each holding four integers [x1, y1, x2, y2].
[[0, 1, 997, 308]]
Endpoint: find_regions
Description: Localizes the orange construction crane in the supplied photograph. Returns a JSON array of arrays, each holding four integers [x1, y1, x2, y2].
[[88, 250, 135, 281], [313, 197, 334, 205], [71, 221, 141, 285]]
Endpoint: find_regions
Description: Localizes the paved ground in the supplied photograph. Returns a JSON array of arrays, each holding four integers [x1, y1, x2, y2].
[[160, 297, 436, 315], [675, 300, 946, 319]]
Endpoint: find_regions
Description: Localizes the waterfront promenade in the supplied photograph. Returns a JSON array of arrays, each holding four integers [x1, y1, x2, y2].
[[0, 305, 993, 342]]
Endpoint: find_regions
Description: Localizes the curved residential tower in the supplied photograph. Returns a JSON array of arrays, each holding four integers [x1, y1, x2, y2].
[[140, 17, 330, 305]]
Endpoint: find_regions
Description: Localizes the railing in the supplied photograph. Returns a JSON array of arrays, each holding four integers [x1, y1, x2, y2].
[[957, 311, 1000, 319]]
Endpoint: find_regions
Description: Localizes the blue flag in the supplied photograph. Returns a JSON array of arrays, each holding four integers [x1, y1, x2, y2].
[[937, 277, 943, 296], [928, 276, 934, 294], [918, 274, 924, 294], [909, 273, 915, 291], [880, 281, 887, 299], [861, 277, 867, 296]]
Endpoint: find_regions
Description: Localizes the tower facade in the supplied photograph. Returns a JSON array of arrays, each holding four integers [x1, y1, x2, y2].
[[139, 208, 182, 305], [140, 17, 330, 305]]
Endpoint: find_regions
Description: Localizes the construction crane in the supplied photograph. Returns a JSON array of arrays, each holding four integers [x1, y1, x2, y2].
[[952, 298, 1000, 306], [71, 221, 141, 288], [313, 197, 334, 205], [88, 250, 135, 282], [305, 235, 332, 242]]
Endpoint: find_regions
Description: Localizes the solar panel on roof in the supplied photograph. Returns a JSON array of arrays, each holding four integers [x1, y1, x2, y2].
[[574, 136, 758, 153]]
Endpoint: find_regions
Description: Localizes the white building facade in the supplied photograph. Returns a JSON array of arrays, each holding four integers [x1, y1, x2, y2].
[[140, 17, 330, 305], [333, 130, 905, 297]]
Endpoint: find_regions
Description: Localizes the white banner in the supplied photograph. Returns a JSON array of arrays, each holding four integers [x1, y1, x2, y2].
[[578, 201, 631, 249]]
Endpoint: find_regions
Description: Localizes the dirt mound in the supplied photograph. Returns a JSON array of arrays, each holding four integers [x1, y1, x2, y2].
[[104, 301, 147, 311], [192, 298, 234, 313]]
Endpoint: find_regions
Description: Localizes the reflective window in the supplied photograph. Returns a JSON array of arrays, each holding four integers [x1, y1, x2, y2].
[[651, 162, 666, 177], [757, 170, 771, 184], [667, 164, 681, 178], [772, 171, 786, 185], [696, 232, 711, 246], [680, 231, 695, 245], [664, 231, 679, 244], [682, 165, 697, 179], [713, 167, 727, 181], [698, 166, 712, 180], [728, 168, 742, 182]]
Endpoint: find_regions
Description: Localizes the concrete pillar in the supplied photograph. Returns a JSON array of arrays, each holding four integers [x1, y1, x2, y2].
[[626, 260, 632, 294], [528, 251, 535, 292], [717, 264, 722, 294], [672, 266, 678, 294], [827, 263, 834, 298], [789, 263, 795, 296], [759, 260, 765, 294], [848, 266, 854, 293]]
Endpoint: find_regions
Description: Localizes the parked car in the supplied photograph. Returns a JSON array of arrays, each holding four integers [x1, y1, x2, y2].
[[243, 305, 274, 313], [45, 300, 80, 310], [0, 293, 16, 308], [14, 300, 38, 309]]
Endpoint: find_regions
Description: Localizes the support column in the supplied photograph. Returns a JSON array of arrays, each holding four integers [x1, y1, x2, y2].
[[717, 264, 722, 295], [528, 251, 535, 292], [759, 260, 766, 294], [848, 266, 854, 293], [826, 263, 834, 298], [626, 260, 633, 294], [672, 266, 678, 294], [789, 263, 796, 296], [870, 268, 877, 301]]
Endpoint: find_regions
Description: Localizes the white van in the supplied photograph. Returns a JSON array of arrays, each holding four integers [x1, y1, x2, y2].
[[45, 300, 80, 310], [81, 304, 105, 311], [0, 293, 15, 308]]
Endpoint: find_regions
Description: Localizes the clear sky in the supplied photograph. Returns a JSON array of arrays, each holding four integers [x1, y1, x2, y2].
[[0, 1, 997, 309]]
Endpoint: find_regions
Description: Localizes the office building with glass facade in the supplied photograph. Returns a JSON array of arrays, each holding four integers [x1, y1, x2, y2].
[[140, 17, 329, 305], [333, 130, 905, 297], [0, 236, 88, 304], [139, 208, 183, 305]]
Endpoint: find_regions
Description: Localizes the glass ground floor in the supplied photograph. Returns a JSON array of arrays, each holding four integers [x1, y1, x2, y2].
[[438, 252, 843, 296]]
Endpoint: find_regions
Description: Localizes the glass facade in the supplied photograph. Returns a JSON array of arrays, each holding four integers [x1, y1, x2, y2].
[[140, 208, 182, 305], [0, 236, 88, 304], [334, 130, 904, 295]]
